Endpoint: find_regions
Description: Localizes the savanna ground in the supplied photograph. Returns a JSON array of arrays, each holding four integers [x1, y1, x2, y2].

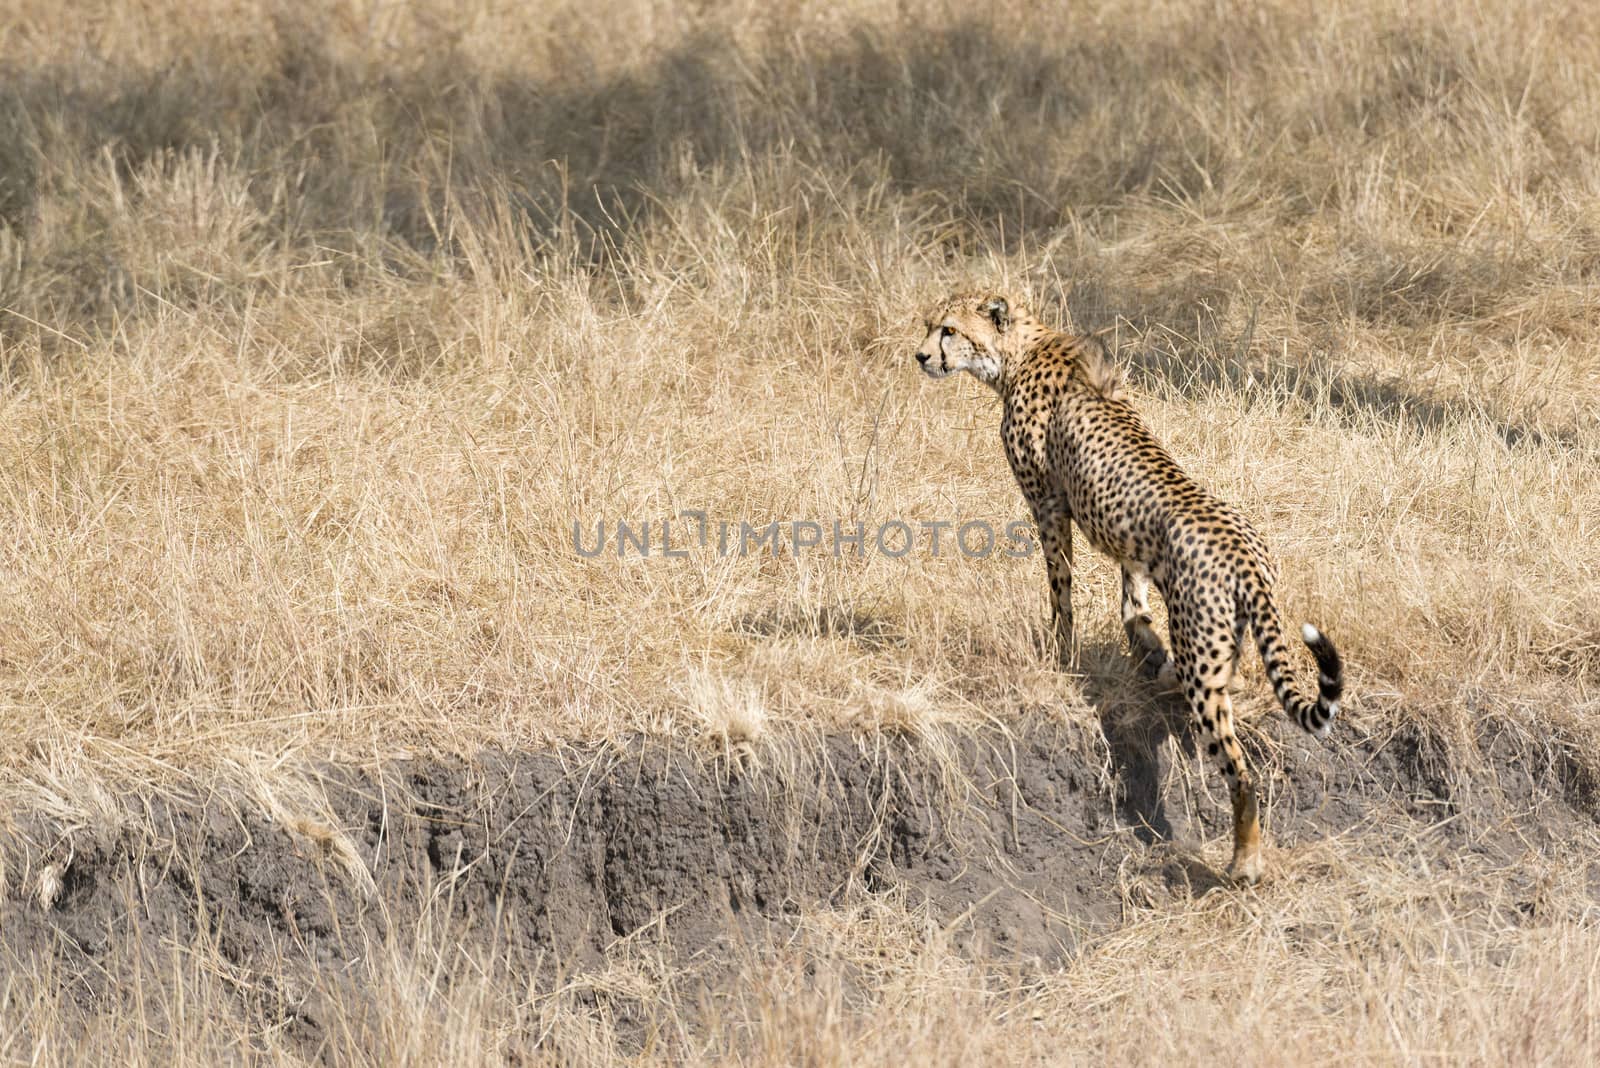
[[2, 0, 1599, 1062]]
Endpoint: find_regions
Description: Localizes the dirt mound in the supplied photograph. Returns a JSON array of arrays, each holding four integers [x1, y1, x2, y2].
[[2, 711, 1594, 1052]]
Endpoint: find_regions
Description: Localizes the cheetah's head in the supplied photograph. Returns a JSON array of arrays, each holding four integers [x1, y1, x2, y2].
[[915, 293, 1013, 387]]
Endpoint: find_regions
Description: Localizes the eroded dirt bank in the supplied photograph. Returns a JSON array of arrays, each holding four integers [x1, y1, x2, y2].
[[3, 711, 1596, 1052]]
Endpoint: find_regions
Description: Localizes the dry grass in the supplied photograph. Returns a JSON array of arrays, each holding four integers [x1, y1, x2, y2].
[[2, 0, 1599, 1061]]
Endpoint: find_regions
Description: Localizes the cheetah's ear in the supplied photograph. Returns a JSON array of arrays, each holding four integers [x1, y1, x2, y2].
[[980, 297, 1010, 332]]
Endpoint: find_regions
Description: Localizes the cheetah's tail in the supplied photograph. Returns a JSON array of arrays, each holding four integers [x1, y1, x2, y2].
[[1246, 586, 1344, 738]]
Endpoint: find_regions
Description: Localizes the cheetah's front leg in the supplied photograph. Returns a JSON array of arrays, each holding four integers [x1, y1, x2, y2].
[[1031, 505, 1075, 666]]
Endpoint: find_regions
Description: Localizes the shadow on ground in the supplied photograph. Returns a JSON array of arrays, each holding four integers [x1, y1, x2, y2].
[[4, 10, 1587, 448]]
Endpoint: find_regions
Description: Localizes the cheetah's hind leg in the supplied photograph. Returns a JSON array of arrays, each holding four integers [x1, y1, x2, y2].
[[1121, 563, 1176, 688], [1195, 685, 1262, 884], [1173, 604, 1262, 883]]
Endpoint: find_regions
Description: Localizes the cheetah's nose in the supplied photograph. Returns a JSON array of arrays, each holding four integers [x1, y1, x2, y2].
[[916, 351, 930, 365]]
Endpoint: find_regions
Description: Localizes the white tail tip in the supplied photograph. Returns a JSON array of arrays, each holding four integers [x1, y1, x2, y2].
[[1301, 623, 1321, 644]]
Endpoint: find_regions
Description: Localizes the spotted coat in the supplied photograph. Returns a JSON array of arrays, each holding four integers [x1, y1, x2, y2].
[[915, 292, 1344, 883]]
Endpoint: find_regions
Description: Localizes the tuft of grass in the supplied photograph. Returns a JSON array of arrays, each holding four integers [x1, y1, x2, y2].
[[684, 667, 768, 758]]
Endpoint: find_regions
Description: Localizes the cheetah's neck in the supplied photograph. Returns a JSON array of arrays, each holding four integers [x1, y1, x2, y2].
[[990, 312, 1053, 396]]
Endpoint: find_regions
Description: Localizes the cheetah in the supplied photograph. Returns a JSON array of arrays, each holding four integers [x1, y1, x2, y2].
[[915, 292, 1343, 883]]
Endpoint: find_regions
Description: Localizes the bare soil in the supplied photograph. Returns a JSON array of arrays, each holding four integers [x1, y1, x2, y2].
[[5, 697, 1595, 1055]]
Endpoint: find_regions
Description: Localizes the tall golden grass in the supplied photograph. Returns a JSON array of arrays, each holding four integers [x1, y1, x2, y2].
[[2, 0, 1599, 1061]]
